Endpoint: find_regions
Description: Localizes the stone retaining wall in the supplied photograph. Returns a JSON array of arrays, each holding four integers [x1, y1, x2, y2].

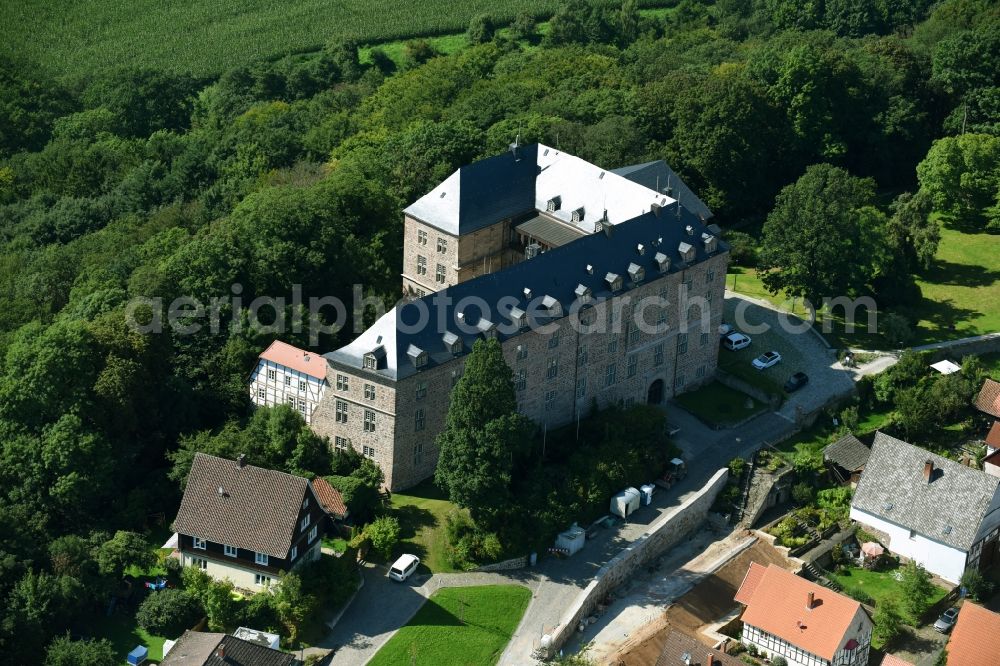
[[542, 469, 730, 657], [473, 555, 528, 572], [915, 332, 1000, 359], [715, 369, 780, 408]]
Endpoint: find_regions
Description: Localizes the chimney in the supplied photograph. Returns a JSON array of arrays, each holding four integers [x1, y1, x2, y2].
[[216, 643, 225, 659], [707, 655, 715, 666], [238, 454, 247, 468], [923, 460, 933, 482], [807, 591, 815, 609]]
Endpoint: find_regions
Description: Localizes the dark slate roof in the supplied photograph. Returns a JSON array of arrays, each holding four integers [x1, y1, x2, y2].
[[654, 629, 741, 666], [162, 631, 298, 666], [326, 202, 727, 381], [172, 454, 311, 559], [851, 432, 1000, 551], [404, 144, 539, 235], [824, 434, 870, 472], [612, 160, 713, 220]]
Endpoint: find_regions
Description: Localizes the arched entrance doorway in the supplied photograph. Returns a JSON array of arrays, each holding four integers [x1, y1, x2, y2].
[[647, 379, 664, 405]]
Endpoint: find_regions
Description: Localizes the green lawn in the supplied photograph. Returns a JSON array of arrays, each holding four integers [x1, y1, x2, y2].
[[88, 613, 167, 663], [828, 565, 949, 616], [390, 479, 463, 573], [369, 585, 532, 666], [674, 380, 764, 427], [322, 536, 349, 554]]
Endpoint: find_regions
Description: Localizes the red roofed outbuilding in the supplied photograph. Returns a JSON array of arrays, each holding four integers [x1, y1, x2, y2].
[[946, 602, 1000, 665]]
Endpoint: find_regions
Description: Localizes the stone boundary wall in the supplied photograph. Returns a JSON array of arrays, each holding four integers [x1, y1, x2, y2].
[[473, 555, 528, 572], [914, 332, 1000, 359], [543, 469, 730, 657]]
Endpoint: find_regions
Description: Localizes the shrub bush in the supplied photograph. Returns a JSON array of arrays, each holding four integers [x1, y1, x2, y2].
[[135, 588, 203, 636], [365, 515, 401, 559]]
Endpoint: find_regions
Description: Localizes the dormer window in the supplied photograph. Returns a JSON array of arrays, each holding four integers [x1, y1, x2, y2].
[[477, 318, 496, 339], [627, 263, 645, 284], [546, 196, 561, 212], [509, 306, 527, 329], [442, 331, 462, 355], [407, 344, 428, 368], [523, 287, 532, 299], [574, 284, 592, 303], [363, 345, 385, 370], [541, 295, 561, 316], [678, 242, 695, 263], [636, 243, 645, 255], [685, 224, 694, 236], [605, 272, 623, 292], [571, 207, 585, 223], [655, 252, 670, 273], [702, 232, 718, 253], [586, 264, 593, 275]]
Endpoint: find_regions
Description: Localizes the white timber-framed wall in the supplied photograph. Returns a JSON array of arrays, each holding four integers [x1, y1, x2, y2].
[[249, 359, 327, 424]]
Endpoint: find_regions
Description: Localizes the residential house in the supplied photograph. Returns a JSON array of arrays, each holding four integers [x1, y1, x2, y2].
[[849, 432, 1000, 584], [307, 143, 728, 490], [974, 378, 1000, 419], [985, 449, 1000, 479], [249, 340, 328, 424], [171, 453, 324, 589], [984, 420, 1000, 456], [734, 563, 872, 666], [945, 602, 1000, 665], [823, 434, 871, 486], [161, 630, 299, 666], [654, 629, 740, 666]]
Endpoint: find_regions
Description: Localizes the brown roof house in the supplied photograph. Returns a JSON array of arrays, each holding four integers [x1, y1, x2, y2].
[[974, 379, 1000, 419], [654, 629, 741, 666], [171, 453, 325, 590], [735, 563, 872, 666], [945, 602, 1000, 665], [161, 630, 300, 666], [824, 434, 871, 486]]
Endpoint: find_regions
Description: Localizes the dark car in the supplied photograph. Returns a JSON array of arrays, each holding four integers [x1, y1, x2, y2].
[[784, 372, 809, 392]]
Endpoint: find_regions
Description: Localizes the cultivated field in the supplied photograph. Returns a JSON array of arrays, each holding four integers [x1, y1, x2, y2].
[[4, 1, 666, 81]]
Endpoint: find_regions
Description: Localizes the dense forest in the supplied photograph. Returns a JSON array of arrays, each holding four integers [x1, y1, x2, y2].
[[1, 0, 999, 661]]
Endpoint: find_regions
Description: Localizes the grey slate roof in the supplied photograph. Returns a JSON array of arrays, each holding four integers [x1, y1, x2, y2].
[[403, 144, 539, 235], [851, 432, 1000, 551], [162, 631, 298, 666], [172, 453, 311, 559], [612, 159, 713, 220], [824, 434, 870, 472], [326, 202, 727, 381]]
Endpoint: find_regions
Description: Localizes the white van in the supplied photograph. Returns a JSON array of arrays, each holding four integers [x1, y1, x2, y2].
[[388, 554, 420, 582], [722, 332, 751, 351]]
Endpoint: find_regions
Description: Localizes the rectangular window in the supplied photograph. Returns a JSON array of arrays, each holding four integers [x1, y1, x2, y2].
[[284, 375, 291, 386], [450, 369, 462, 387], [627, 354, 637, 378], [607, 338, 618, 354], [255, 573, 271, 586], [335, 400, 348, 423], [576, 377, 587, 399], [193, 537, 206, 550], [515, 369, 526, 391], [224, 544, 237, 557], [577, 346, 588, 366], [300, 513, 311, 532], [605, 363, 617, 387], [700, 332, 709, 347], [334, 436, 348, 450], [437, 237, 447, 253], [257, 388, 266, 399], [194, 557, 207, 570], [266, 369, 276, 381], [364, 409, 376, 432], [417, 255, 427, 275], [656, 312, 667, 331], [308, 525, 318, 543], [255, 552, 269, 566], [545, 390, 557, 410], [678, 333, 688, 354], [336, 374, 349, 391], [706, 269, 715, 283], [654, 343, 664, 367], [516, 345, 528, 361], [299, 380, 307, 391], [415, 381, 427, 400], [416, 288, 426, 297], [546, 358, 558, 380], [417, 229, 427, 245], [548, 332, 559, 348], [696, 365, 706, 379], [675, 373, 686, 389], [363, 445, 375, 458], [364, 383, 376, 400], [413, 441, 423, 465], [298, 398, 307, 414], [286, 395, 295, 406], [436, 264, 446, 283], [625, 397, 635, 408], [290, 545, 298, 561], [415, 408, 425, 431], [627, 322, 640, 344]]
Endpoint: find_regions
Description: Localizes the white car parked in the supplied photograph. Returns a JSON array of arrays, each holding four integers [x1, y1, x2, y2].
[[752, 351, 782, 370], [388, 554, 420, 582], [722, 332, 752, 351]]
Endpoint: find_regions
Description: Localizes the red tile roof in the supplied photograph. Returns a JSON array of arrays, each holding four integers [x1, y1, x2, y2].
[[975, 379, 1000, 418], [736, 565, 867, 661], [734, 561, 767, 605], [985, 448, 1000, 468], [259, 340, 327, 380], [312, 477, 348, 519], [947, 602, 1000, 665], [986, 421, 1000, 450], [878, 654, 913, 666]]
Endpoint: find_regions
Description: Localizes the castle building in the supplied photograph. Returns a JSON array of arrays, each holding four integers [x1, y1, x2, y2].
[[303, 144, 729, 490]]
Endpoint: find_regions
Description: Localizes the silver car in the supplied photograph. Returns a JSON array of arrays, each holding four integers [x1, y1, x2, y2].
[[933, 607, 959, 633]]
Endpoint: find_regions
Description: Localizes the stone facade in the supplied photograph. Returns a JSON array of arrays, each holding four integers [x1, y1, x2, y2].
[[313, 249, 728, 491]]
